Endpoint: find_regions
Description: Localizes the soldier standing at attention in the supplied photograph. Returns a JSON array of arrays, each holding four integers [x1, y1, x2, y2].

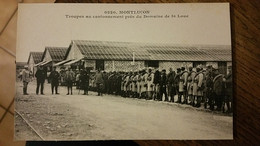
[[167, 68, 176, 102], [159, 69, 168, 101], [80, 68, 90, 95], [187, 66, 196, 105], [49, 66, 60, 94], [35, 65, 47, 95], [174, 68, 181, 103], [153, 68, 161, 100], [65, 67, 75, 95], [193, 66, 205, 107], [22, 66, 30, 95], [223, 65, 232, 113], [95, 68, 104, 96], [181, 67, 189, 104], [212, 68, 224, 111]]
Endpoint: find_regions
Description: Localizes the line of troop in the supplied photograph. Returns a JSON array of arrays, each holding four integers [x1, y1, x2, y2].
[[20, 64, 232, 113]]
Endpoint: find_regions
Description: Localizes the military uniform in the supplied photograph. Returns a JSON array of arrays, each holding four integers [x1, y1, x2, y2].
[[159, 70, 168, 101], [213, 72, 224, 111], [35, 67, 47, 95], [147, 71, 154, 100], [223, 67, 232, 113], [167, 70, 176, 102], [22, 68, 30, 95], [80, 69, 90, 95], [193, 70, 204, 107], [49, 69, 60, 94]]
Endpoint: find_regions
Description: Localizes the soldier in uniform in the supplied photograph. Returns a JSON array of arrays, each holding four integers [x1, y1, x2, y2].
[[212, 68, 224, 111], [80, 68, 90, 95], [187, 66, 196, 105], [153, 68, 161, 100], [140, 69, 148, 99], [159, 69, 167, 101], [65, 67, 75, 95], [35, 65, 47, 95], [174, 68, 181, 103], [193, 66, 204, 107], [115, 72, 122, 95], [146, 68, 154, 100], [49, 66, 60, 94], [203, 65, 214, 110], [22, 66, 30, 95], [121, 72, 126, 97], [223, 65, 232, 113], [136, 70, 142, 98], [167, 68, 176, 102], [180, 67, 189, 104]]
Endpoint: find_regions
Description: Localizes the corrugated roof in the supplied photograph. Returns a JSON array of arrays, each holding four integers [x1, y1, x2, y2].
[[42, 47, 67, 62], [70, 40, 231, 61], [30, 52, 43, 64]]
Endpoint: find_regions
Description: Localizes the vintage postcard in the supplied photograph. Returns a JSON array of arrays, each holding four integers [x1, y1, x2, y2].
[[15, 3, 233, 140]]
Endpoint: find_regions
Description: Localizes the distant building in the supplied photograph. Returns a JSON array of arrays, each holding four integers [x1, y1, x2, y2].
[[27, 52, 43, 76], [60, 40, 231, 74], [36, 47, 67, 72]]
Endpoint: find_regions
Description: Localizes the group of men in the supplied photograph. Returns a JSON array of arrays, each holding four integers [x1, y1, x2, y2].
[[20, 64, 232, 113], [99, 65, 232, 113]]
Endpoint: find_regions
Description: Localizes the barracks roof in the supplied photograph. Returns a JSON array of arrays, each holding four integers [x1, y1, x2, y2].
[[68, 40, 231, 61], [42, 47, 67, 62], [27, 52, 43, 64]]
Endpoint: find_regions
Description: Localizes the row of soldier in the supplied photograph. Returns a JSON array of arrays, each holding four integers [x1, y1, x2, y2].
[[100, 65, 232, 113], [21, 64, 232, 113]]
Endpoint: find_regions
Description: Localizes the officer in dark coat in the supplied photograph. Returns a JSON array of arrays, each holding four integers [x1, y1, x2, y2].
[[80, 68, 90, 95], [49, 66, 60, 94], [167, 68, 176, 102], [159, 69, 168, 101], [35, 65, 47, 95], [174, 68, 181, 103]]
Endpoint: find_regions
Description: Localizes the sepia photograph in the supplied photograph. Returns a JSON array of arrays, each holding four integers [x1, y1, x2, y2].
[[15, 3, 233, 140]]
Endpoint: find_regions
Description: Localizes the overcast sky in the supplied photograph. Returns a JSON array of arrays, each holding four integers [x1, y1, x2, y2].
[[16, 3, 231, 62]]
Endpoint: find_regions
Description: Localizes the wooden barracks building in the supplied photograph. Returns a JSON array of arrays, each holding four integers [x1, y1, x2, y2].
[[29, 40, 231, 75], [59, 40, 231, 74]]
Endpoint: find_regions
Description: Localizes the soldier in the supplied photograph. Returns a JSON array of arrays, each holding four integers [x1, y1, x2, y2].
[[167, 68, 176, 102], [187, 66, 196, 105], [180, 67, 188, 104], [159, 69, 168, 101], [153, 68, 161, 100], [22, 66, 30, 95], [103, 71, 108, 94], [204, 65, 214, 110], [136, 70, 142, 98], [49, 66, 60, 94], [131, 71, 138, 98], [35, 65, 47, 95], [147, 68, 154, 100], [174, 68, 181, 103], [212, 68, 224, 111], [80, 68, 90, 95], [115, 72, 122, 95], [140, 69, 148, 99], [95, 68, 104, 96], [65, 67, 75, 95], [121, 72, 127, 97], [193, 66, 205, 107], [223, 65, 232, 113]]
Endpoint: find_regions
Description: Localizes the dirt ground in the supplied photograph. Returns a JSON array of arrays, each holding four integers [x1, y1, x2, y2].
[[15, 80, 233, 140]]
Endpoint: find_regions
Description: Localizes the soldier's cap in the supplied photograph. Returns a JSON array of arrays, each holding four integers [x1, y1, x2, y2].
[[177, 68, 181, 71], [181, 67, 185, 70], [162, 69, 166, 72]]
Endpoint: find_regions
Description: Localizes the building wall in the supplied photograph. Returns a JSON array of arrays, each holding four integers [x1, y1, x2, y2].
[[43, 50, 52, 62], [105, 61, 145, 72], [84, 60, 96, 69], [159, 61, 193, 73], [67, 44, 84, 60]]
